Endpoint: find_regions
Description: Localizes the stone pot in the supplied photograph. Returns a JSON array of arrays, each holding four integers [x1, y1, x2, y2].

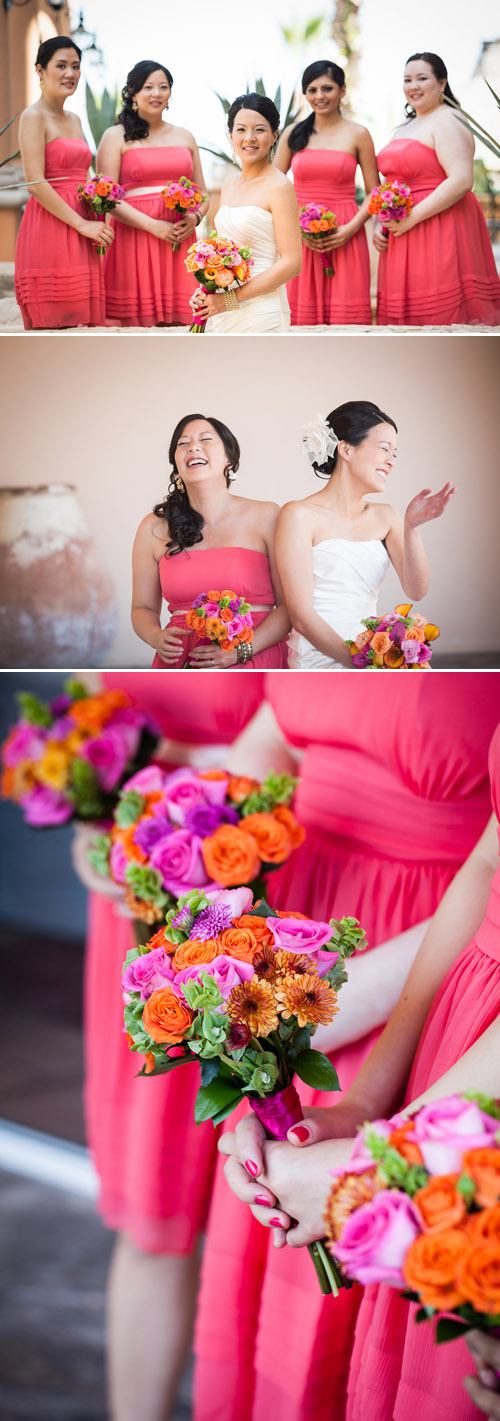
[[0, 484, 117, 668]]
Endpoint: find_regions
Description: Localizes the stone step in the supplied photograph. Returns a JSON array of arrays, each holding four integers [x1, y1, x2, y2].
[[0, 261, 15, 298]]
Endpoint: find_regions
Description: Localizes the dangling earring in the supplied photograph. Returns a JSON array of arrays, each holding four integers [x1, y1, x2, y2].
[[226, 467, 237, 485], [175, 475, 184, 491], [439, 91, 445, 104], [231, 148, 238, 165], [132, 100, 138, 112]]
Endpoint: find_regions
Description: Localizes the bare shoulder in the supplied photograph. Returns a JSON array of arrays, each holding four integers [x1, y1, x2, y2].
[[278, 498, 316, 527], [373, 501, 400, 532], [175, 124, 196, 147], [136, 510, 168, 542], [435, 105, 474, 146], [101, 123, 123, 146], [19, 105, 45, 134], [346, 118, 371, 140]]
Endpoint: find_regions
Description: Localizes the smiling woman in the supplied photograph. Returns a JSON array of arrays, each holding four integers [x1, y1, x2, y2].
[[131, 413, 289, 667], [275, 399, 454, 669]]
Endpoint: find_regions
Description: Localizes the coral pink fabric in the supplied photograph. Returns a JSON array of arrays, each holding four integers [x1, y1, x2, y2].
[[288, 150, 371, 325], [103, 146, 196, 325], [347, 721, 500, 1421], [152, 547, 288, 669], [193, 675, 500, 1421], [15, 138, 105, 329], [376, 139, 500, 326], [84, 672, 264, 1251]]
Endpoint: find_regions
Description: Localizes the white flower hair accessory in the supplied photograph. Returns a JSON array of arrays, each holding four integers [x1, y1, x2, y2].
[[301, 413, 339, 467]]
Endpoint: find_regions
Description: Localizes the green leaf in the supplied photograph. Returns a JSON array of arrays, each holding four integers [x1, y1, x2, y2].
[[248, 898, 279, 920], [294, 1050, 340, 1092], [415, 1305, 436, 1323], [456, 1172, 476, 1200], [435, 1316, 470, 1344], [200, 1056, 222, 1087], [87, 833, 111, 877], [115, 790, 145, 827], [463, 1090, 500, 1121], [194, 1079, 241, 1124], [64, 680, 87, 700], [16, 692, 52, 728]]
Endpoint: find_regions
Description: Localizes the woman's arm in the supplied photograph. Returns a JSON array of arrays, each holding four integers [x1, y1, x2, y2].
[[274, 126, 293, 175], [317, 127, 380, 251], [384, 114, 474, 236], [131, 516, 188, 664], [313, 917, 432, 1053], [18, 110, 113, 247], [384, 483, 455, 601], [96, 126, 179, 243], [275, 503, 353, 666], [192, 179, 302, 317]]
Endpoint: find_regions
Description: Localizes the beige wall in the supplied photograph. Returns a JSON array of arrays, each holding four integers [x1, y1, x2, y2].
[[0, 333, 499, 667]]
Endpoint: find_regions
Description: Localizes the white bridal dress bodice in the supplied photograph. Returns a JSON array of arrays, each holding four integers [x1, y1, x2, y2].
[[207, 205, 291, 333], [288, 538, 390, 670]]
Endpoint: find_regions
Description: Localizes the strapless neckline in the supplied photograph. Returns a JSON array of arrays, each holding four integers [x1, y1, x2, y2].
[[217, 204, 273, 218], [313, 537, 386, 551]]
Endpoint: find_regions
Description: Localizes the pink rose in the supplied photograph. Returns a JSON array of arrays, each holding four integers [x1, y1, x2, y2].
[[161, 769, 211, 825], [122, 946, 174, 1001], [266, 917, 333, 956], [149, 829, 209, 895], [335, 1189, 421, 1287], [197, 773, 230, 806], [110, 840, 128, 884], [202, 601, 221, 618], [205, 886, 254, 916], [172, 953, 254, 1004], [411, 1096, 500, 1175], [79, 726, 129, 791], [226, 617, 245, 638], [3, 722, 48, 766], [20, 784, 73, 826], [122, 764, 166, 796]]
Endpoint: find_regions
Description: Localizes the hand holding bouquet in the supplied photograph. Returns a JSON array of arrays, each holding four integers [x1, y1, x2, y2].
[[185, 590, 253, 663], [162, 176, 207, 250], [78, 174, 125, 254], [122, 887, 367, 1291], [89, 766, 305, 923], [1, 682, 159, 826], [325, 1092, 500, 1343], [347, 604, 440, 669], [299, 203, 339, 275], [185, 231, 253, 331], [369, 180, 413, 236]]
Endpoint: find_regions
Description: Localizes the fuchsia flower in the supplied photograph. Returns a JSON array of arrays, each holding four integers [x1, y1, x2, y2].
[[80, 725, 130, 792], [149, 830, 210, 895], [266, 916, 333, 956], [20, 784, 73, 826], [411, 1096, 500, 1175], [3, 722, 48, 766], [171, 954, 255, 1005], [122, 946, 175, 1001], [335, 1190, 422, 1286]]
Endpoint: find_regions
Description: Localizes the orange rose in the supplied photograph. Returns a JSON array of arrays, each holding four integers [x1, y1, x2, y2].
[[243, 812, 292, 864], [171, 938, 221, 973], [389, 1120, 424, 1167], [371, 632, 392, 655], [462, 1150, 500, 1207], [220, 607, 233, 623], [469, 1202, 500, 1245], [221, 590, 237, 599], [456, 1241, 500, 1314], [402, 1228, 469, 1310], [215, 269, 234, 288], [144, 1052, 156, 1074], [276, 909, 309, 919], [95, 181, 111, 197], [220, 638, 236, 651], [403, 627, 426, 643], [227, 775, 259, 804], [145, 926, 177, 955], [207, 590, 221, 601], [69, 689, 129, 732], [202, 823, 261, 885], [309, 220, 322, 232], [355, 630, 373, 649], [233, 914, 274, 947], [0, 765, 15, 798], [413, 1175, 466, 1234], [272, 804, 306, 849], [218, 926, 259, 963], [143, 987, 193, 1044], [112, 823, 147, 864]]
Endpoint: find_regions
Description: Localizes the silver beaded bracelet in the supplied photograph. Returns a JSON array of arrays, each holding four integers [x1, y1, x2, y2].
[[223, 288, 240, 312], [236, 641, 254, 664]]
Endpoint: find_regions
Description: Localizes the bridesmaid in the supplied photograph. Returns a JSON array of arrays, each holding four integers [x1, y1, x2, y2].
[[97, 60, 207, 326], [374, 52, 500, 326], [15, 36, 113, 330], [275, 401, 454, 669], [275, 60, 376, 326], [217, 713, 500, 1421], [74, 672, 266, 1421], [132, 413, 289, 667], [193, 675, 500, 1421]]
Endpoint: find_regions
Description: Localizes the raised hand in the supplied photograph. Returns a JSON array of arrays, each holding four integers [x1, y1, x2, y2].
[[404, 482, 455, 530]]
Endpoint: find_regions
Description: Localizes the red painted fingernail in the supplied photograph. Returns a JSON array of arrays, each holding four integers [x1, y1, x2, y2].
[[254, 1194, 269, 1206], [289, 1125, 310, 1143], [245, 1159, 259, 1177], [271, 1217, 285, 1228]]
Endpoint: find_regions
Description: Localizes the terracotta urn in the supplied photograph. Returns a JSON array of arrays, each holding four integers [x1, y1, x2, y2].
[[0, 484, 117, 668]]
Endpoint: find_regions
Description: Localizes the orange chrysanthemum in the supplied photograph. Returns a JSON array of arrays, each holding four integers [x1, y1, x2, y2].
[[275, 973, 338, 1028], [123, 886, 165, 923], [324, 1169, 383, 1243], [227, 977, 279, 1036], [253, 945, 281, 981], [274, 949, 317, 978]]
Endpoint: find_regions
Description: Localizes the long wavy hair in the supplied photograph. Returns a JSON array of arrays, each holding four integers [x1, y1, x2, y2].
[[116, 59, 174, 143], [153, 414, 241, 556], [288, 61, 346, 154]]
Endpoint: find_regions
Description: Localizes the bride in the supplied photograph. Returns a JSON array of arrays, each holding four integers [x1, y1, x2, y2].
[[190, 93, 301, 333], [275, 400, 454, 669]]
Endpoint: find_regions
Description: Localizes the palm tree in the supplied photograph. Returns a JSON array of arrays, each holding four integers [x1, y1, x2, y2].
[[330, 0, 363, 112]]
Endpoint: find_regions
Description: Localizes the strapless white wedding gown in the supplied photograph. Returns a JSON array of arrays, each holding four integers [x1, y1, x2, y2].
[[288, 538, 390, 670], [207, 205, 291, 333]]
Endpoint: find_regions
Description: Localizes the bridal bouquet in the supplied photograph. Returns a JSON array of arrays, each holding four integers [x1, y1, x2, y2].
[[162, 176, 207, 250], [184, 590, 253, 661], [88, 767, 305, 923], [325, 1092, 500, 1342], [122, 886, 367, 1292], [347, 604, 440, 669], [78, 174, 125, 254], [368, 179, 413, 236], [1, 683, 160, 827], [299, 203, 338, 276], [185, 231, 253, 332]]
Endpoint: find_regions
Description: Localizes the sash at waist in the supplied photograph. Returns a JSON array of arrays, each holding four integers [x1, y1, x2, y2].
[[294, 744, 490, 863], [295, 186, 356, 203], [170, 604, 274, 615]]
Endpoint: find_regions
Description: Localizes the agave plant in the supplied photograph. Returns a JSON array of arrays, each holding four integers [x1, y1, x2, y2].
[[85, 82, 120, 153], [444, 79, 500, 163], [0, 115, 20, 169], [201, 77, 301, 168]]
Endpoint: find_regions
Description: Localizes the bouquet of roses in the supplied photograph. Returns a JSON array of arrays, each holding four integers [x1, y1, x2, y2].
[[78, 174, 125, 254], [162, 176, 207, 250], [347, 603, 440, 669], [325, 1092, 500, 1342], [185, 231, 253, 332], [122, 884, 367, 1291], [368, 179, 413, 236], [88, 766, 305, 924], [299, 202, 338, 276], [184, 590, 253, 663], [1, 682, 160, 827]]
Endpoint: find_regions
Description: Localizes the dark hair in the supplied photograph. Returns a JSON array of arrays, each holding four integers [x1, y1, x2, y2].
[[404, 52, 459, 117], [311, 400, 397, 479], [116, 60, 174, 143], [227, 93, 280, 140], [35, 36, 82, 69], [289, 61, 345, 154], [153, 414, 241, 556]]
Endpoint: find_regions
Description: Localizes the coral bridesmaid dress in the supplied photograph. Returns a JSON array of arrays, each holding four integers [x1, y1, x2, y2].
[[15, 137, 105, 329], [193, 675, 500, 1421], [152, 547, 288, 669], [287, 150, 372, 325], [347, 720, 500, 1421], [84, 671, 264, 1250], [376, 138, 500, 326], [104, 146, 196, 326]]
